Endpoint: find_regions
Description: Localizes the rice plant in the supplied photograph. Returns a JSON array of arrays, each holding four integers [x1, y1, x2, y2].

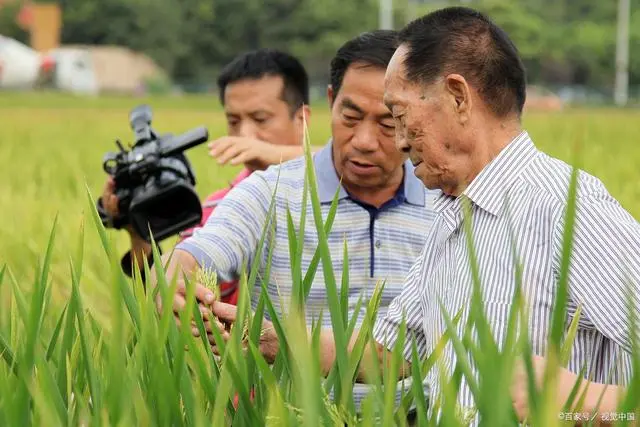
[[0, 98, 639, 426]]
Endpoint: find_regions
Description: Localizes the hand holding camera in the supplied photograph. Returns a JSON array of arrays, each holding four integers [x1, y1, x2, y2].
[[97, 105, 209, 243]]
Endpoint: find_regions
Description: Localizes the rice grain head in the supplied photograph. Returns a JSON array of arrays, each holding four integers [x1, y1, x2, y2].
[[195, 266, 220, 301]]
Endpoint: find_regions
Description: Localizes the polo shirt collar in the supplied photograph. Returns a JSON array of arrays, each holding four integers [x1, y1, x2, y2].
[[314, 140, 348, 203], [314, 139, 426, 206]]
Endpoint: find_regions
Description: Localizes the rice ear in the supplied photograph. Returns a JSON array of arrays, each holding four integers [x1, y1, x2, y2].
[[195, 267, 220, 301]]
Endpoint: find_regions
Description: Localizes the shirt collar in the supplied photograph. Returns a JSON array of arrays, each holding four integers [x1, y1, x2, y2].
[[314, 139, 426, 206], [434, 131, 537, 217]]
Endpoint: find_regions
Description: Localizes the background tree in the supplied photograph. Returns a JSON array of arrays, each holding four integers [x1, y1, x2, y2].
[[0, 0, 637, 96]]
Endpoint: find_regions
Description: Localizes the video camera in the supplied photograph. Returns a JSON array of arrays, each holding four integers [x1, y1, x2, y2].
[[96, 104, 209, 242]]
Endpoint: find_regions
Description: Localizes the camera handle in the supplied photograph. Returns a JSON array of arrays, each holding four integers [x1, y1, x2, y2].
[[160, 127, 209, 157], [96, 195, 130, 230]]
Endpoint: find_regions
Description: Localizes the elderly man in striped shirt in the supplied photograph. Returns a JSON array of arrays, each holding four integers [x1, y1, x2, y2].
[[371, 7, 638, 424], [211, 7, 640, 425], [152, 30, 436, 411]]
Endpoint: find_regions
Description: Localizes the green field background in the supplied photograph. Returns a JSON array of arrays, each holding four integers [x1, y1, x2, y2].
[[1, 93, 639, 326]]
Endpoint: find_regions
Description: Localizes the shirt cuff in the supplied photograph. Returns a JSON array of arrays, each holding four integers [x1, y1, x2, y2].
[[372, 316, 415, 362]]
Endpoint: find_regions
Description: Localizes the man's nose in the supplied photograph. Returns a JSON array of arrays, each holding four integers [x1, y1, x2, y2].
[[238, 120, 258, 139], [395, 128, 410, 153], [351, 122, 378, 152]]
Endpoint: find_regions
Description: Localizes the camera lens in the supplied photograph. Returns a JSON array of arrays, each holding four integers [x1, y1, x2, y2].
[[103, 158, 118, 174]]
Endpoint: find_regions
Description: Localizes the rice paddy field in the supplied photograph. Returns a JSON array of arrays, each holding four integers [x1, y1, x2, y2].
[[0, 92, 639, 426]]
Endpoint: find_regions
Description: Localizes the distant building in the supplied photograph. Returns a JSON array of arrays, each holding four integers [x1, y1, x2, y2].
[[0, 34, 168, 95], [46, 45, 167, 95]]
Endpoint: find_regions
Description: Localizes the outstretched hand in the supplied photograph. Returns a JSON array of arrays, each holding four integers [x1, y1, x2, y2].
[[208, 136, 282, 171], [208, 301, 280, 364], [156, 281, 228, 340]]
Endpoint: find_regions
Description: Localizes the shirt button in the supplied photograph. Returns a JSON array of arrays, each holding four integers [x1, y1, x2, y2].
[[375, 240, 382, 249]]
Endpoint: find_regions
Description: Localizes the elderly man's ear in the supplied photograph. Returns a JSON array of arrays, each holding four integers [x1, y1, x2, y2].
[[445, 74, 472, 125]]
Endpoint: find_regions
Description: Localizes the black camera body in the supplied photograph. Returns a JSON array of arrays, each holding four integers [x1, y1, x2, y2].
[[97, 105, 209, 243]]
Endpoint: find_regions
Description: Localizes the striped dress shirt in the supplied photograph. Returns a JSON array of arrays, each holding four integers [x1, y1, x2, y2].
[[373, 131, 640, 422], [177, 141, 438, 408]]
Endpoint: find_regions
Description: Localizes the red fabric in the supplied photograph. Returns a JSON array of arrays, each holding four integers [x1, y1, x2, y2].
[[178, 168, 252, 305], [40, 55, 56, 73], [232, 389, 256, 409]]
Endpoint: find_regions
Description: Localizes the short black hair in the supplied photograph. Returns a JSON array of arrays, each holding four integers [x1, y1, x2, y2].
[[329, 30, 399, 96], [217, 48, 309, 115], [398, 7, 527, 118]]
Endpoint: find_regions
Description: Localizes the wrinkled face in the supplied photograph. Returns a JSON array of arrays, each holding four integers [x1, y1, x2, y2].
[[384, 45, 466, 195], [223, 75, 305, 146], [329, 63, 405, 193]]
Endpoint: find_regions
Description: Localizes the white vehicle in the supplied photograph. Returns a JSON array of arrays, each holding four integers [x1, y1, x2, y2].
[[0, 36, 97, 94], [0, 35, 45, 89], [1, 38, 159, 95], [46, 47, 99, 95]]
